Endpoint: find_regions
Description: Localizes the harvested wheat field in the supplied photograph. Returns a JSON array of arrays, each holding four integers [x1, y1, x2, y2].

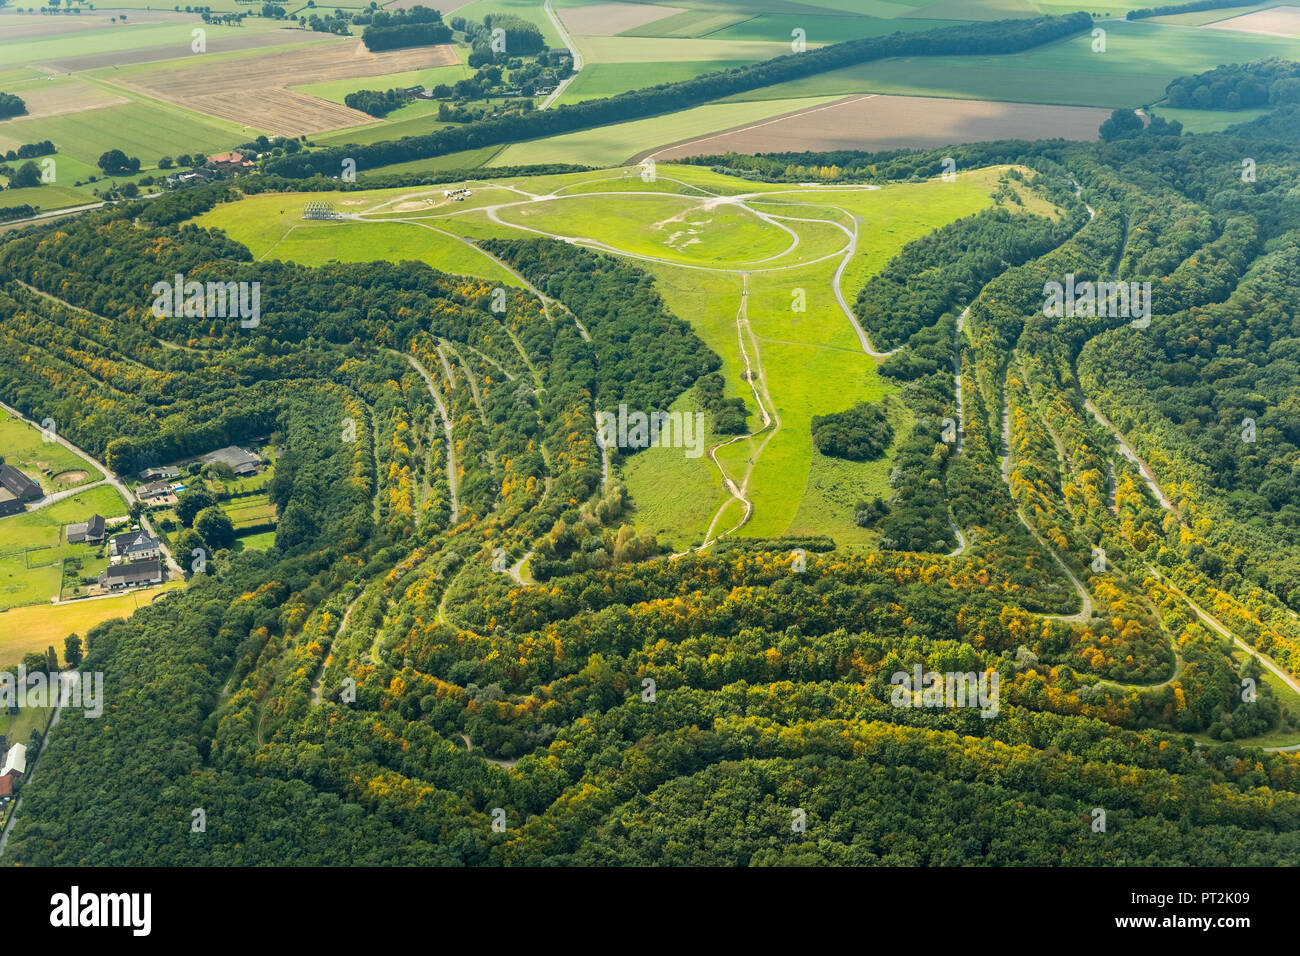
[[11, 81, 129, 119], [646, 94, 1111, 161], [1204, 5, 1300, 36], [110, 40, 460, 137], [558, 2, 686, 36], [184, 88, 376, 138]]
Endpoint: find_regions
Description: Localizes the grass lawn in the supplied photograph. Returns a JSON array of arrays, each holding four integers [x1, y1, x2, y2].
[[194, 191, 522, 283], [236, 529, 278, 551], [0, 411, 103, 494], [0, 581, 183, 669], [492, 191, 796, 266]]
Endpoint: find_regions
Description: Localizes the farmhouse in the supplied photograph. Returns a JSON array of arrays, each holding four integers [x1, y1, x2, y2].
[[98, 558, 163, 591], [138, 466, 180, 481], [165, 168, 217, 189], [0, 491, 22, 518], [138, 480, 176, 502], [202, 445, 263, 477], [0, 463, 42, 501], [65, 514, 106, 544], [206, 152, 255, 176], [110, 530, 160, 564], [1, 742, 26, 778]]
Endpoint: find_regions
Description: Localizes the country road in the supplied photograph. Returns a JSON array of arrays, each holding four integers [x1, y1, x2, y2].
[[540, 0, 582, 110], [0, 671, 76, 860]]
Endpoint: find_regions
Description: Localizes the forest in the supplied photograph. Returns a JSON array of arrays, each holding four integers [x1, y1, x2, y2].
[[3, 75, 1300, 867]]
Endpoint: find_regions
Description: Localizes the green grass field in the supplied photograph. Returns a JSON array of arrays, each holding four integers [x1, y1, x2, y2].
[[0, 96, 249, 169], [0, 18, 292, 69], [194, 189, 522, 283], [491, 95, 840, 167], [493, 192, 798, 266], [0, 485, 129, 610], [0, 414, 103, 494], [721, 18, 1300, 108], [1149, 105, 1275, 133], [556, 60, 766, 104]]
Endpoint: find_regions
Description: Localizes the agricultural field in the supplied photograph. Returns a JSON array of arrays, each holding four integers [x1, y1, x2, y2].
[[0, 582, 181, 669], [720, 16, 1300, 107], [0, 485, 129, 611], [0, 411, 103, 495], [1204, 4, 1300, 36], [648, 93, 1111, 160]]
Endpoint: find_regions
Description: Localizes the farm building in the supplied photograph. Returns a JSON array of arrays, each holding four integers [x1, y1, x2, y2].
[[0, 463, 41, 501], [2, 742, 26, 778], [201, 445, 263, 477], [99, 558, 163, 591], [110, 530, 160, 564], [0, 491, 22, 518], [66, 514, 106, 545], [138, 466, 180, 481], [206, 152, 255, 176]]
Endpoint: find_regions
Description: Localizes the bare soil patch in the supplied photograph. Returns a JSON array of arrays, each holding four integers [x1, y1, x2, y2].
[[111, 40, 459, 136], [558, 2, 685, 36], [646, 94, 1111, 162], [1204, 5, 1300, 36], [53, 470, 88, 486]]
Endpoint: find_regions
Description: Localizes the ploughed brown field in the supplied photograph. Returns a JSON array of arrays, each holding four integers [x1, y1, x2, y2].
[[107, 40, 460, 138], [645, 94, 1112, 162], [1203, 5, 1300, 37]]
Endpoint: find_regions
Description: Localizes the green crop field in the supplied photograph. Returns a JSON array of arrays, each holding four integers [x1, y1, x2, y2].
[[721, 18, 1300, 107], [0, 96, 248, 169], [707, 14, 967, 43], [0, 19, 291, 69], [491, 95, 840, 167], [555, 60, 766, 104], [1149, 105, 1274, 132]]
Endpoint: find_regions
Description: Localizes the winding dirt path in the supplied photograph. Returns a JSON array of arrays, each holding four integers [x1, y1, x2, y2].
[[399, 352, 460, 523]]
